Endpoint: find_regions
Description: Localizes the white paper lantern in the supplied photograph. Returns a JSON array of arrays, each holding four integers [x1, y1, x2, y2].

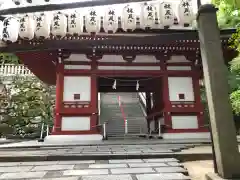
[[103, 7, 118, 33], [51, 12, 67, 38], [141, 3, 156, 29], [85, 8, 101, 34], [178, 0, 194, 26], [35, 13, 51, 39], [159, 2, 175, 28], [19, 14, 35, 40], [122, 4, 137, 31], [0, 21, 3, 40], [2, 17, 20, 43], [67, 11, 83, 35]]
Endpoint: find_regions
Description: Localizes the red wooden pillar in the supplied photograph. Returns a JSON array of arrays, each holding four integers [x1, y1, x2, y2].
[[152, 92, 159, 130], [146, 92, 151, 133], [53, 62, 64, 134], [161, 60, 171, 129], [90, 74, 99, 132], [193, 72, 205, 129]]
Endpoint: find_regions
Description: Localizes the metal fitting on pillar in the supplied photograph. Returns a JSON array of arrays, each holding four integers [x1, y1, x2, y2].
[[158, 119, 161, 137], [58, 49, 62, 64], [125, 119, 128, 134], [103, 122, 107, 140]]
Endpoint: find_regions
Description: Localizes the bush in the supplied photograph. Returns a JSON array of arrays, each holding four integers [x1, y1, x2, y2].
[[0, 76, 55, 138]]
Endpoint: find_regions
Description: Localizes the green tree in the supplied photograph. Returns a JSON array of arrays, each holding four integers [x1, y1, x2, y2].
[[0, 53, 20, 65], [200, 0, 240, 122], [213, 0, 240, 119], [0, 81, 13, 137], [1, 76, 55, 138], [217, 1, 240, 28]]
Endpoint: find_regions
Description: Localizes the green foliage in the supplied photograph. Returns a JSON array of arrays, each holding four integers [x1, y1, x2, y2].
[[0, 76, 55, 138], [213, 0, 240, 8], [0, 53, 20, 64], [212, 0, 240, 115], [217, 1, 240, 28], [230, 90, 240, 115], [228, 71, 240, 90], [200, 86, 210, 123]]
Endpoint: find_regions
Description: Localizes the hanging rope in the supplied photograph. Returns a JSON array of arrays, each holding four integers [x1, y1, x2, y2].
[[99, 76, 160, 82], [136, 80, 139, 91], [112, 79, 117, 89]]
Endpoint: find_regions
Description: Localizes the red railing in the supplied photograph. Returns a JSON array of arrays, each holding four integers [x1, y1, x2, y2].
[[118, 96, 127, 133]]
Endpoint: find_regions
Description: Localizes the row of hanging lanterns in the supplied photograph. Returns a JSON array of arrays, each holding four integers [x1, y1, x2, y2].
[[0, 0, 194, 43]]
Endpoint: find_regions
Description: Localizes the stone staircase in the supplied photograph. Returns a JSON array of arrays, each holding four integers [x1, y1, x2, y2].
[[100, 93, 148, 137], [100, 93, 125, 137]]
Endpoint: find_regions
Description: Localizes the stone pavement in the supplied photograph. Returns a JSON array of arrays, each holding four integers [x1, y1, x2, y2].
[[0, 136, 238, 149], [0, 139, 206, 148], [0, 143, 203, 162], [0, 158, 191, 180], [0, 138, 15, 145]]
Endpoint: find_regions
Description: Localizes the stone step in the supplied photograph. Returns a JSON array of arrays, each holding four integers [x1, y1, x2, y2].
[[100, 93, 148, 136]]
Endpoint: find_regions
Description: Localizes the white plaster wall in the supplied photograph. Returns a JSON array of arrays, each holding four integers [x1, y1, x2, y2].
[[167, 56, 191, 63], [162, 132, 210, 139], [171, 116, 198, 129], [64, 55, 193, 64], [63, 76, 91, 101], [45, 134, 103, 142], [97, 55, 158, 63], [98, 66, 160, 70], [98, 55, 125, 62], [168, 77, 194, 101], [167, 66, 191, 70], [64, 65, 91, 70], [65, 54, 90, 62], [133, 56, 158, 63], [61, 116, 91, 131]]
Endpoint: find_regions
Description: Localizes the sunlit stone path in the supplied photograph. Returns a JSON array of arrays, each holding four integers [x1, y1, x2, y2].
[[0, 158, 190, 180]]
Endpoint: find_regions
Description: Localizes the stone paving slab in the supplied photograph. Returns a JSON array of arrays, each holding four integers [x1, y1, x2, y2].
[[42, 178, 79, 180], [109, 159, 144, 163], [59, 160, 96, 164], [143, 158, 179, 162], [89, 163, 128, 168], [0, 144, 188, 161], [82, 175, 133, 180], [0, 171, 47, 179], [0, 166, 33, 173], [0, 145, 229, 162], [0, 138, 215, 149], [136, 173, 190, 180], [154, 167, 187, 173], [0, 138, 16, 145], [31, 164, 74, 171], [128, 162, 168, 168], [110, 167, 155, 174], [0, 153, 213, 163], [0, 158, 191, 180], [63, 169, 109, 176]]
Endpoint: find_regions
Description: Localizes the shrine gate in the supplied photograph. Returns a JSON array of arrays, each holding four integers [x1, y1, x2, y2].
[[0, 0, 236, 141]]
